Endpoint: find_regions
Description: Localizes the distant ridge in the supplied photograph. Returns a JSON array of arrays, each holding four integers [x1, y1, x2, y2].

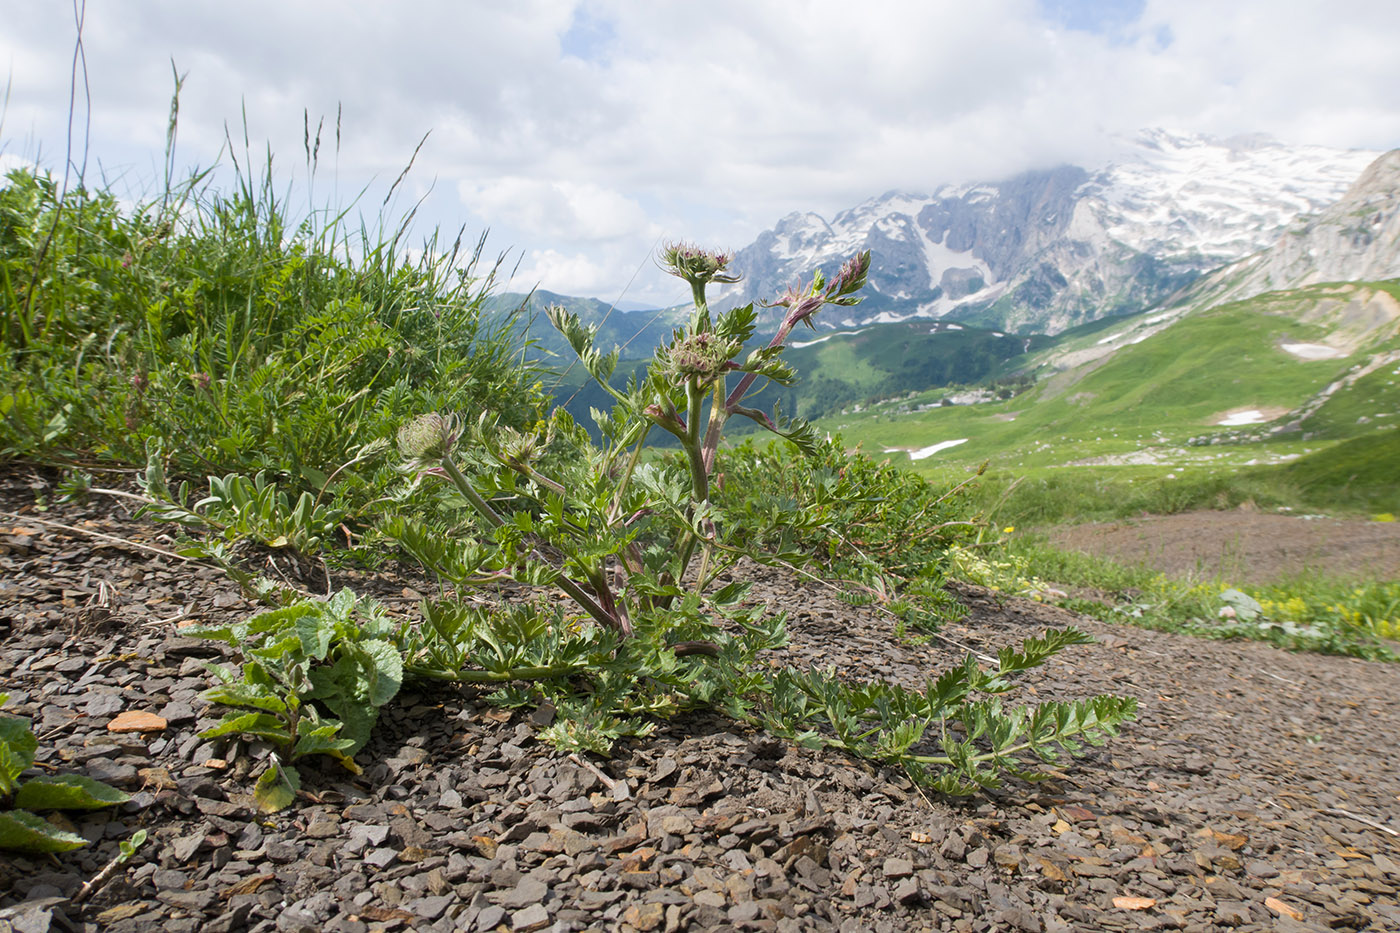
[[715, 130, 1380, 334]]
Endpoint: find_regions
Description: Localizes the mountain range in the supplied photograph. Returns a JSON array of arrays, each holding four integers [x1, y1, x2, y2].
[[494, 130, 1391, 347], [495, 131, 1400, 453], [714, 130, 1386, 334]]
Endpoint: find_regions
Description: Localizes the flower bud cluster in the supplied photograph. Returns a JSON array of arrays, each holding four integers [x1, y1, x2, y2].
[[397, 412, 462, 462], [660, 242, 741, 288], [665, 331, 741, 386]]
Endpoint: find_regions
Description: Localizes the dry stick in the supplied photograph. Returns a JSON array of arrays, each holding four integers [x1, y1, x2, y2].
[[84, 486, 154, 504], [0, 510, 194, 563], [1255, 669, 1304, 687], [1322, 807, 1399, 838], [74, 832, 146, 904], [568, 753, 631, 800]]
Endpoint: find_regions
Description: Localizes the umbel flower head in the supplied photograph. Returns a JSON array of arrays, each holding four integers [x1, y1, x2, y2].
[[397, 412, 462, 463], [659, 242, 742, 288], [664, 330, 741, 385]]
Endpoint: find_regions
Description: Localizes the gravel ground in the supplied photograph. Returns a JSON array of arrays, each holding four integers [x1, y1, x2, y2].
[[1048, 511, 1400, 584], [1, 472, 1398, 933]]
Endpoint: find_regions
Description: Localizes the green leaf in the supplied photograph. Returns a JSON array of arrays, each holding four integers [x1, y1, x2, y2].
[[14, 775, 130, 810], [0, 714, 37, 766], [359, 639, 404, 708], [201, 683, 289, 714], [253, 760, 301, 813], [199, 711, 291, 744], [119, 828, 148, 859], [292, 724, 356, 760], [293, 610, 334, 661], [710, 580, 752, 606], [0, 716, 38, 792], [0, 809, 88, 853]]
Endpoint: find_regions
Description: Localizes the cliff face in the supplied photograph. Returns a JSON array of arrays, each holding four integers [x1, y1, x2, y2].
[[1202, 150, 1400, 304]]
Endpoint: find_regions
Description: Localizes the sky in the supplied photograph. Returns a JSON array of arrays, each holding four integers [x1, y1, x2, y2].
[[2, 0, 1398, 308]]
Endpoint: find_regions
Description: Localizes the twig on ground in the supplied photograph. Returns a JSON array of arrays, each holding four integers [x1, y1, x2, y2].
[[0, 510, 194, 563], [74, 830, 148, 904], [142, 606, 198, 628], [569, 753, 631, 800], [1322, 807, 1399, 837], [1255, 669, 1303, 687], [84, 486, 154, 504]]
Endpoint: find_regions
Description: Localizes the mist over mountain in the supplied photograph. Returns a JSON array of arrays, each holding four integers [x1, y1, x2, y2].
[[715, 130, 1382, 334]]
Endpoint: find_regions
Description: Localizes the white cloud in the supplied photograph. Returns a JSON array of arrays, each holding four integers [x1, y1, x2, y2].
[[0, 0, 1397, 306], [461, 177, 655, 243]]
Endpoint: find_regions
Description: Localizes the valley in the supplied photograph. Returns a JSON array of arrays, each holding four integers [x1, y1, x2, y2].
[[508, 141, 1400, 598]]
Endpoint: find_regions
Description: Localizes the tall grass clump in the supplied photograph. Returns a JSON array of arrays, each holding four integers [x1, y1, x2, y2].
[[0, 126, 541, 504]]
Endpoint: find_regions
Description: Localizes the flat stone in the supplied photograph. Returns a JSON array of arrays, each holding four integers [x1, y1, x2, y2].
[[85, 693, 126, 717], [407, 894, 455, 920], [894, 878, 922, 904], [883, 857, 914, 878], [84, 758, 139, 785], [364, 847, 398, 869], [496, 877, 549, 910], [475, 906, 506, 930], [510, 902, 550, 932], [107, 710, 168, 733], [623, 902, 666, 931]]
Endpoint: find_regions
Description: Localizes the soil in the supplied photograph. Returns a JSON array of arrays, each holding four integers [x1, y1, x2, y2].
[[2, 473, 1399, 933], [1049, 511, 1400, 584]]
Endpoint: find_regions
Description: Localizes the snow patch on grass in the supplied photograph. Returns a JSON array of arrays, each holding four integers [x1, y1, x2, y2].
[[1218, 409, 1268, 426], [909, 438, 968, 460], [1281, 342, 1344, 360], [790, 329, 862, 349]]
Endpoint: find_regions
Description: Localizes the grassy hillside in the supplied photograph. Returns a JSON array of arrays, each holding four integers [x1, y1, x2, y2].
[[541, 316, 1051, 439], [816, 281, 1400, 520]]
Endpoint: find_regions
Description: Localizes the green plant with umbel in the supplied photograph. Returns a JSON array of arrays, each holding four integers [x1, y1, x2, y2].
[[387, 246, 869, 745], [398, 246, 870, 632], [385, 244, 1136, 790], [187, 589, 402, 812], [0, 694, 132, 852]]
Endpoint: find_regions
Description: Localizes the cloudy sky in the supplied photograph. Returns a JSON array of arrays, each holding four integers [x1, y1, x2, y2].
[[2, 0, 1398, 306]]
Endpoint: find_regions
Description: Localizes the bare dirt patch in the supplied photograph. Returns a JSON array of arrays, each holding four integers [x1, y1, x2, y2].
[[1049, 510, 1400, 583]]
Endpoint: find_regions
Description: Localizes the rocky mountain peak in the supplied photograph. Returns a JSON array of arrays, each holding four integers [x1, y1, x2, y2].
[[1186, 149, 1400, 307], [718, 131, 1382, 334]]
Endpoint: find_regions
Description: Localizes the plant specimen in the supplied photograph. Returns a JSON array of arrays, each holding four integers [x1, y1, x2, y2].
[[0, 694, 132, 852]]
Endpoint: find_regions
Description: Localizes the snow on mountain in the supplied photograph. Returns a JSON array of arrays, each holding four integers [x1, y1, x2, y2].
[[1183, 148, 1400, 306], [718, 131, 1382, 334]]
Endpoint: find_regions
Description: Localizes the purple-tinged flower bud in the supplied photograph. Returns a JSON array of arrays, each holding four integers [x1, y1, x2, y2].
[[829, 251, 871, 299], [772, 285, 826, 331], [192, 372, 212, 390], [666, 331, 742, 385], [131, 372, 149, 393], [660, 241, 742, 287]]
